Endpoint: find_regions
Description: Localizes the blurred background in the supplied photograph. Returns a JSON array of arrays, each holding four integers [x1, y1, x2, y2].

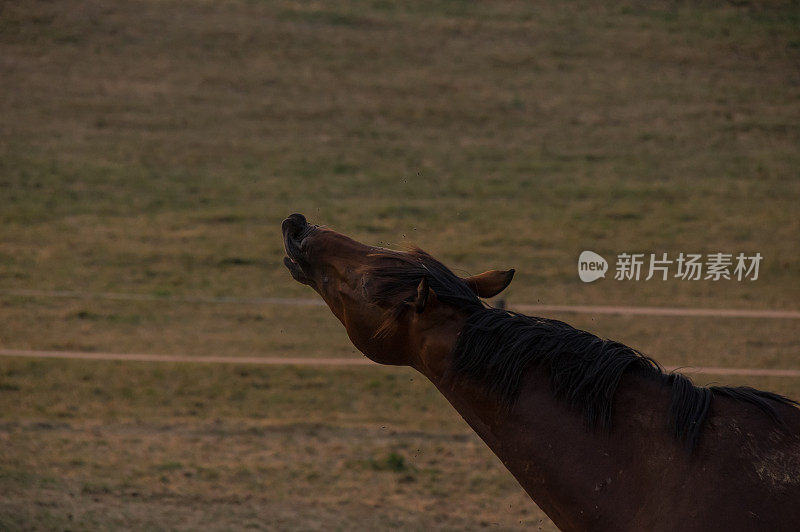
[[1, 1, 798, 529]]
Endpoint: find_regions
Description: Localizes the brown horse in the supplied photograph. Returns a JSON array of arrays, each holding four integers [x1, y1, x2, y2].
[[281, 213, 800, 531]]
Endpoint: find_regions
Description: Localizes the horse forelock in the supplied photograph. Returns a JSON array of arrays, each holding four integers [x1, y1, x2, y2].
[[366, 247, 483, 313]]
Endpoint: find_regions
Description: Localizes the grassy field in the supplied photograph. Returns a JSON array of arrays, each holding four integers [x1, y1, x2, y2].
[[2, 0, 799, 529]]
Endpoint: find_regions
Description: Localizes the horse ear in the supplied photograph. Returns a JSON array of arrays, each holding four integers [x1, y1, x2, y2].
[[413, 277, 430, 313], [463, 269, 515, 298]]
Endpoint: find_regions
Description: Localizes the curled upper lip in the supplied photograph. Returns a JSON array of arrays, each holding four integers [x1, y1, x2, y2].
[[284, 234, 303, 262]]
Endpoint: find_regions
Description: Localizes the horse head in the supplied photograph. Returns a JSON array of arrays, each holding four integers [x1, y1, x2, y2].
[[282, 212, 514, 369]]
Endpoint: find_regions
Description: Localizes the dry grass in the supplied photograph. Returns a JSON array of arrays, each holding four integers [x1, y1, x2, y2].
[[2, 0, 798, 308], [0, 359, 554, 530], [1, 0, 799, 529]]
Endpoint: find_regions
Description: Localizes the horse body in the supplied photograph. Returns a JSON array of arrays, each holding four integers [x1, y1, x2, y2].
[[281, 213, 800, 531]]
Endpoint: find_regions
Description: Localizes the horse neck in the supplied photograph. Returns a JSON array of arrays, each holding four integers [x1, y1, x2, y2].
[[413, 324, 674, 531]]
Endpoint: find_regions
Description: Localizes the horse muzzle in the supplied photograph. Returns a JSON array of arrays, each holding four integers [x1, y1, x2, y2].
[[282, 213, 316, 285]]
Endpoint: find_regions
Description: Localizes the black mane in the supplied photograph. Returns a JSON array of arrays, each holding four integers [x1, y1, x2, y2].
[[368, 249, 798, 450]]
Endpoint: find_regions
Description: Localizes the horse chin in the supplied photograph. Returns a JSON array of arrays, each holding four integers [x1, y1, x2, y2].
[[283, 256, 314, 286]]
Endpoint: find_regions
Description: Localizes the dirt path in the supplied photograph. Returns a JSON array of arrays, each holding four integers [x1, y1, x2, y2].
[[0, 349, 372, 366], [514, 304, 800, 319], [3, 289, 799, 319], [2, 348, 799, 377]]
